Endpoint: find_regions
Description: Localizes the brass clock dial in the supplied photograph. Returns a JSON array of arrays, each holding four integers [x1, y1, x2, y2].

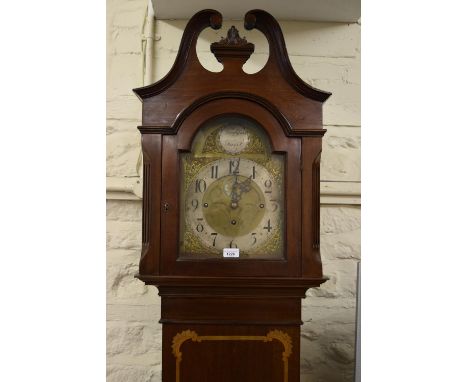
[[185, 158, 282, 252], [180, 116, 284, 259]]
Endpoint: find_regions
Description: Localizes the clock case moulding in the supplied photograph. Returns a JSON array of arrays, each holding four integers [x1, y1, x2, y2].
[[133, 10, 331, 381], [133, 8, 330, 286]]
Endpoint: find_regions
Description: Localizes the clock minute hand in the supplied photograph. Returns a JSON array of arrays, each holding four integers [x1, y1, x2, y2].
[[230, 176, 252, 209]]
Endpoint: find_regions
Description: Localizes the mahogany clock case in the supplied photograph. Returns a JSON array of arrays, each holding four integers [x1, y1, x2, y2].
[[132, 9, 331, 382], [160, 98, 301, 277], [134, 9, 331, 284]]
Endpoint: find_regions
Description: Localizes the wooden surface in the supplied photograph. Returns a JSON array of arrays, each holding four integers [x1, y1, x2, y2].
[[134, 9, 330, 133], [160, 98, 302, 277], [163, 324, 300, 382], [133, 9, 331, 382]]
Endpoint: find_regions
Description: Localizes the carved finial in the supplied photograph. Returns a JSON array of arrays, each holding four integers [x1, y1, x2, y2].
[[218, 26, 249, 46], [210, 26, 254, 65]]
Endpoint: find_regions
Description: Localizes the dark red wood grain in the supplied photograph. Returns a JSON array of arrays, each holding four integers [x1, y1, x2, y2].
[[134, 9, 331, 382]]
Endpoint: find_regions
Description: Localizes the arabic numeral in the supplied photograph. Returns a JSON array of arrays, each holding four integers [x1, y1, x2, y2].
[[263, 219, 272, 233], [211, 232, 218, 246], [269, 199, 278, 212], [211, 165, 218, 179], [251, 232, 257, 245], [196, 218, 204, 232], [195, 179, 206, 193], [229, 159, 240, 175]]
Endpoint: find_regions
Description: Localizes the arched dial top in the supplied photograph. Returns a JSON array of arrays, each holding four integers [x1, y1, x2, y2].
[[179, 116, 284, 259]]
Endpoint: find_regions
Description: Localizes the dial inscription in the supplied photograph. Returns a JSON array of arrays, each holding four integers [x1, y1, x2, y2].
[[218, 125, 250, 154]]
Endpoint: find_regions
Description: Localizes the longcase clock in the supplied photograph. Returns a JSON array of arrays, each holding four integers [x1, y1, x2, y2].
[[133, 9, 331, 382]]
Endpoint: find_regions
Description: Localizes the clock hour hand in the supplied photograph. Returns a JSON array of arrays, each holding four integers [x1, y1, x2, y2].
[[230, 175, 242, 208], [230, 175, 252, 209]]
